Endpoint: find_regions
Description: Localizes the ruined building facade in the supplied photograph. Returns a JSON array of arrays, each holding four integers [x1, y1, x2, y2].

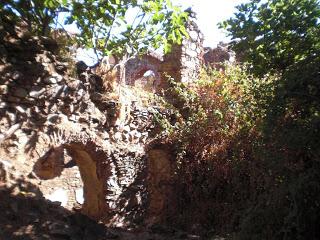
[[122, 15, 204, 91], [0, 14, 227, 228]]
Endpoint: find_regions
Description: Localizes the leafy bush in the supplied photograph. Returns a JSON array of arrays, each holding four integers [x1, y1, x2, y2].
[[156, 62, 320, 239], [219, 1, 320, 237], [154, 65, 271, 232]]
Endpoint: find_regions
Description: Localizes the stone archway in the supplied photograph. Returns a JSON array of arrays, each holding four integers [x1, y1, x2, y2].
[[64, 143, 108, 219], [133, 68, 160, 92], [33, 138, 175, 225], [125, 54, 163, 92], [33, 140, 111, 221]]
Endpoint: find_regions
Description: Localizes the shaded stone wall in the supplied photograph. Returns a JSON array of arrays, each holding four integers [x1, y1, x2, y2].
[[0, 15, 205, 228], [0, 26, 178, 227], [146, 147, 175, 224]]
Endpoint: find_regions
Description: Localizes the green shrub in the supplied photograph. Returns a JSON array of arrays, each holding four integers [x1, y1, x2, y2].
[[156, 63, 320, 239], [219, 1, 320, 238], [154, 65, 271, 231]]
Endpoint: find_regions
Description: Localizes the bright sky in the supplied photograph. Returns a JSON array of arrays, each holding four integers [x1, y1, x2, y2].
[[174, 0, 249, 47], [65, 0, 249, 65]]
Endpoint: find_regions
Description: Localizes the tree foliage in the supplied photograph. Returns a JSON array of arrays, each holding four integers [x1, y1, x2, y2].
[[1, 0, 189, 59], [221, 0, 320, 155], [218, 1, 320, 238], [66, 0, 189, 58], [220, 0, 320, 76]]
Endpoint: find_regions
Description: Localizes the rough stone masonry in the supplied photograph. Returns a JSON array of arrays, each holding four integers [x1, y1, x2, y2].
[[0, 12, 227, 228], [123, 12, 204, 91]]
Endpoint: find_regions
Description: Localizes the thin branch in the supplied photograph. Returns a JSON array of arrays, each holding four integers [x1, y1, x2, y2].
[[132, 12, 147, 36], [131, 8, 142, 27], [103, 8, 120, 50]]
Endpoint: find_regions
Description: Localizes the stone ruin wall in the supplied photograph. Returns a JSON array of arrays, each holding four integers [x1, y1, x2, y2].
[[123, 15, 204, 91], [160, 16, 204, 85], [203, 43, 235, 70], [122, 16, 235, 91], [0, 23, 177, 227], [0, 14, 230, 228]]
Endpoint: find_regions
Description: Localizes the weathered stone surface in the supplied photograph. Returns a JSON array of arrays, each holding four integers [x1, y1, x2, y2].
[[11, 70, 23, 80], [44, 76, 58, 84], [35, 53, 52, 63], [146, 148, 174, 224], [33, 146, 65, 180], [0, 102, 7, 109], [0, 160, 12, 184], [13, 87, 28, 98], [15, 105, 26, 114], [94, 15, 204, 92], [0, 85, 9, 94], [48, 221, 73, 237], [44, 74, 63, 84], [123, 125, 130, 133], [203, 43, 235, 69], [113, 132, 122, 141], [66, 142, 109, 220], [0, 14, 207, 229], [29, 86, 46, 98]]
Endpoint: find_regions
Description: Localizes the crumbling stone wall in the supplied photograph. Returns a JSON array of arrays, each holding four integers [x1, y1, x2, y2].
[[123, 15, 204, 91], [146, 147, 175, 224], [0, 24, 178, 228], [123, 16, 239, 89], [203, 43, 236, 70], [124, 53, 163, 91], [0, 15, 206, 228], [0, 24, 112, 219], [164, 14, 204, 83]]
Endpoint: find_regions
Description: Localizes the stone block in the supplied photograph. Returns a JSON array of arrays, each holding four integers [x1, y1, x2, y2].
[[0, 85, 9, 95], [13, 87, 28, 98], [29, 86, 46, 98], [44, 74, 63, 84]]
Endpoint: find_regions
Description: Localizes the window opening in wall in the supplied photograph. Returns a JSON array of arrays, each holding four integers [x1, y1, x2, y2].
[[135, 69, 157, 92]]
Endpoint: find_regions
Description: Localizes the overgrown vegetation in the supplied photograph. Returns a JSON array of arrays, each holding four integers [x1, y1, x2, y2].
[[156, 61, 320, 239], [1, 0, 320, 238], [155, 66, 272, 236], [221, 1, 320, 238], [151, 0, 320, 238]]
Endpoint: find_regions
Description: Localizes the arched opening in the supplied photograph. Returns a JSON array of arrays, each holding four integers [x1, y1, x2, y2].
[[133, 69, 160, 92], [124, 55, 163, 92], [32, 141, 175, 225], [33, 142, 110, 220]]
